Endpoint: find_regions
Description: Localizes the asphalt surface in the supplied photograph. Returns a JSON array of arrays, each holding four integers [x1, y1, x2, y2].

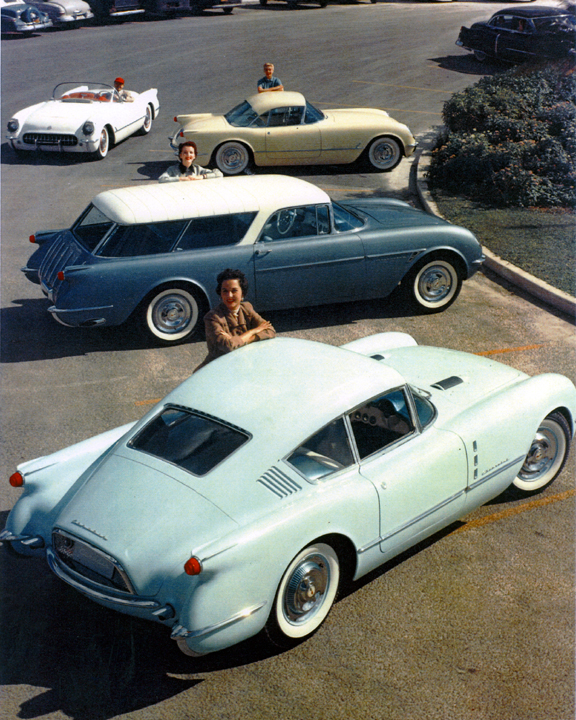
[[1, 3, 575, 719]]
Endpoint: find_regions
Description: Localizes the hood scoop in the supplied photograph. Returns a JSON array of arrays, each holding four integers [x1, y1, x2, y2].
[[257, 467, 302, 499], [431, 376, 464, 391]]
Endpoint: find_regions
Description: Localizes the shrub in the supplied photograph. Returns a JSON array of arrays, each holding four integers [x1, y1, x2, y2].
[[428, 63, 576, 207]]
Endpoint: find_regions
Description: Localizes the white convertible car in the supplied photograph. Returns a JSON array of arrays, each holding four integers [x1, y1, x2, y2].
[[7, 82, 160, 159], [2, 333, 574, 656], [171, 91, 417, 174]]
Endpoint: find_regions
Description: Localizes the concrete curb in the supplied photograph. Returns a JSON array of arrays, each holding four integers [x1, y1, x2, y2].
[[415, 147, 576, 319]]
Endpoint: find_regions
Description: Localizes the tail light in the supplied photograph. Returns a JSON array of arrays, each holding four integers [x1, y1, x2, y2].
[[184, 556, 202, 576], [57, 271, 65, 281], [173, 116, 178, 122], [10, 472, 24, 487], [29, 235, 36, 244]]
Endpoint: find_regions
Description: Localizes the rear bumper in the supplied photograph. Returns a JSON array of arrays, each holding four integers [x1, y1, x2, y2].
[[48, 304, 113, 327]]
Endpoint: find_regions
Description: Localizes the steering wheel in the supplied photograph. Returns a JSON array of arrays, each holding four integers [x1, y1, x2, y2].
[[277, 209, 297, 236]]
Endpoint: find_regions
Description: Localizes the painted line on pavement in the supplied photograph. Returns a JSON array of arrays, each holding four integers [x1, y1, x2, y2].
[[475, 343, 547, 357], [352, 80, 451, 94], [452, 488, 575, 535]]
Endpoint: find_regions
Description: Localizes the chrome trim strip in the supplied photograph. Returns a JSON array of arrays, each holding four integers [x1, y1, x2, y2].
[[0, 529, 43, 545], [47, 548, 162, 609], [366, 248, 427, 261], [48, 304, 113, 315], [380, 489, 466, 543], [171, 602, 267, 640], [256, 256, 364, 273], [467, 455, 525, 492]]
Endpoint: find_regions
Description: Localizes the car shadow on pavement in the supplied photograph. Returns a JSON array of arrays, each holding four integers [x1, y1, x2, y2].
[[0, 293, 416, 363], [0, 142, 94, 167], [428, 55, 501, 76]]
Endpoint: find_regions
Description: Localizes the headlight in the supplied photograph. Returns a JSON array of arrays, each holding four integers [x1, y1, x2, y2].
[[7, 119, 19, 133], [82, 121, 95, 136]]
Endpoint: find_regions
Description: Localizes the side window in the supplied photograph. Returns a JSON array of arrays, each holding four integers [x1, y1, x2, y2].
[[411, 389, 436, 429], [287, 418, 354, 481], [267, 107, 304, 127], [176, 212, 257, 251], [98, 220, 187, 257], [261, 205, 327, 242], [349, 388, 414, 460]]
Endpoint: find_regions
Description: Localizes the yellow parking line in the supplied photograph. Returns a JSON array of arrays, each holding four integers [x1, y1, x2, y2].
[[135, 398, 162, 406], [352, 80, 452, 94], [475, 343, 547, 357], [452, 488, 575, 535]]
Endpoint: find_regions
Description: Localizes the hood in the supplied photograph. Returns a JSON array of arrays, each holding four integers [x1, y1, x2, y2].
[[178, 114, 228, 132], [346, 198, 448, 229], [53, 453, 239, 595], [20, 100, 97, 133], [382, 346, 527, 413]]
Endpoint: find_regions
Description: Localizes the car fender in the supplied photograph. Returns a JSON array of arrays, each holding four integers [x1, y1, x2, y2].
[[5, 422, 136, 549], [174, 471, 379, 654]]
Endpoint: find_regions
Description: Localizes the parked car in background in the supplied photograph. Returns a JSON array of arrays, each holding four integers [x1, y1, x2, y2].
[[457, 6, 576, 63], [1, 0, 52, 32], [24, 0, 93, 25], [7, 81, 159, 159], [2, 331, 574, 656], [259, 0, 327, 8], [171, 91, 417, 174], [21, 175, 483, 345]]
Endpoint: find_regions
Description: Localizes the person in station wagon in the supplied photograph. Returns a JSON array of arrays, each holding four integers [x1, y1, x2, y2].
[[159, 141, 223, 183], [196, 268, 275, 371], [257, 62, 284, 93]]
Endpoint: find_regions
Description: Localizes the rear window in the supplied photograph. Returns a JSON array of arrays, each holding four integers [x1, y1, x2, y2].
[[129, 406, 250, 477], [97, 220, 187, 257], [72, 204, 114, 251]]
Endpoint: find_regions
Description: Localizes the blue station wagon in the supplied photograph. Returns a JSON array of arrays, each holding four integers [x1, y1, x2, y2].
[[22, 175, 484, 344]]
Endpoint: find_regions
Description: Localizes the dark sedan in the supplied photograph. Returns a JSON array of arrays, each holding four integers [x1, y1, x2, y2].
[[457, 6, 576, 64]]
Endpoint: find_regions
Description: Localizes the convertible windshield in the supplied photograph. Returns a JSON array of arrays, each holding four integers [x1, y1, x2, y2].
[[332, 202, 364, 232], [225, 101, 259, 128], [53, 82, 117, 103], [129, 406, 250, 477]]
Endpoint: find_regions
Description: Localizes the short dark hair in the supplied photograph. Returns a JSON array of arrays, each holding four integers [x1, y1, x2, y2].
[[216, 268, 249, 296], [178, 140, 198, 156]]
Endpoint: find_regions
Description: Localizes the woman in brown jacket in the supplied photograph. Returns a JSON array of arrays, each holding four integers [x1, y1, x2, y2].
[[196, 268, 276, 370]]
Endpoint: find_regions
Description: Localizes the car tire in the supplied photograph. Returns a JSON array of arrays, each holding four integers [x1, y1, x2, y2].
[[365, 136, 403, 172], [259, 0, 267, 5], [136, 104, 154, 136], [265, 542, 340, 649], [214, 141, 252, 175], [402, 255, 463, 313], [142, 285, 205, 345], [474, 50, 487, 62], [222, 5, 234, 11], [93, 126, 110, 160], [513, 412, 571, 492]]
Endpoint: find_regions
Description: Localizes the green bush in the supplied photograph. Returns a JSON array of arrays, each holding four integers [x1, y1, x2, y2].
[[427, 63, 576, 207]]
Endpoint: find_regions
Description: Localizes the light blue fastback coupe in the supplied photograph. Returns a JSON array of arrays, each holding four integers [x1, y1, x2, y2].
[[22, 175, 484, 345], [2, 333, 575, 656]]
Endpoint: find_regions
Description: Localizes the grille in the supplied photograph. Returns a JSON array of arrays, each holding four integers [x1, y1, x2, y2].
[[257, 467, 302, 498], [39, 232, 85, 291], [52, 529, 133, 594], [23, 133, 78, 146]]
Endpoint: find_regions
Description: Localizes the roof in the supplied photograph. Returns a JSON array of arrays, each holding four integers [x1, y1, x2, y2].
[[165, 337, 405, 446], [493, 5, 573, 17], [91, 175, 330, 226], [246, 91, 307, 114]]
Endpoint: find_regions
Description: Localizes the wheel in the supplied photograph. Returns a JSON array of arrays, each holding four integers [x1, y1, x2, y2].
[[513, 412, 570, 492], [287, 0, 298, 7], [176, 639, 206, 657], [136, 104, 153, 135], [474, 50, 487, 63], [403, 256, 462, 313], [265, 542, 340, 648], [142, 286, 204, 345], [259, 0, 267, 5], [222, 5, 233, 12], [365, 136, 402, 172], [94, 127, 110, 160], [214, 141, 252, 175]]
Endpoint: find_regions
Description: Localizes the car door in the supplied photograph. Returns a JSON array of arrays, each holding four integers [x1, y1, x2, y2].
[[106, 92, 143, 142], [253, 203, 366, 310], [348, 387, 468, 558], [264, 106, 321, 162]]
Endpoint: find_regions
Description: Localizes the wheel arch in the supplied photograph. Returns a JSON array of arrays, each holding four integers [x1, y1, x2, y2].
[[365, 132, 406, 156], [210, 138, 255, 165], [132, 278, 211, 321], [406, 248, 468, 279]]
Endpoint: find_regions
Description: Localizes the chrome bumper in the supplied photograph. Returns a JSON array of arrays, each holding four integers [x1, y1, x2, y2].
[[171, 601, 267, 641]]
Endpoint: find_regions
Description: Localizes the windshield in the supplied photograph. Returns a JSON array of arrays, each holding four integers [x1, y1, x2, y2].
[[53, 82, 118, 103], [304, 100, 325, 124], [332, 202, 364, 232], [72, 204, 114, 251], [129, 406, 250, 477], [225, 100, 259, 128]]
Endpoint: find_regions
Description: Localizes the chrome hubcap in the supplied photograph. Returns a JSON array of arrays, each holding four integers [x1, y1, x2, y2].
[[419, 266, 452, 301], [284, 556, 329, 623], [519, 430, 557, 480], [154, 295, 191, 334]]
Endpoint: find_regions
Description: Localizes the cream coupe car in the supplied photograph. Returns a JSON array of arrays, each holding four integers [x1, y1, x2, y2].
[[170, 91, 417, 175]]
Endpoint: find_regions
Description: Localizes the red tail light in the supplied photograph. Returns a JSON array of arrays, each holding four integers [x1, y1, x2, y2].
[[57, 271, 65, 281], [173, 116, 178, 122], [184, 556, 202, 576], [29, 235, 36, 244], [10, 472, 24, 487], [179, 130, 184, 138]]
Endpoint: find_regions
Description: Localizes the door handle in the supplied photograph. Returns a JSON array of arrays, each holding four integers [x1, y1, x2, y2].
[[255, 245, 270, 257]]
